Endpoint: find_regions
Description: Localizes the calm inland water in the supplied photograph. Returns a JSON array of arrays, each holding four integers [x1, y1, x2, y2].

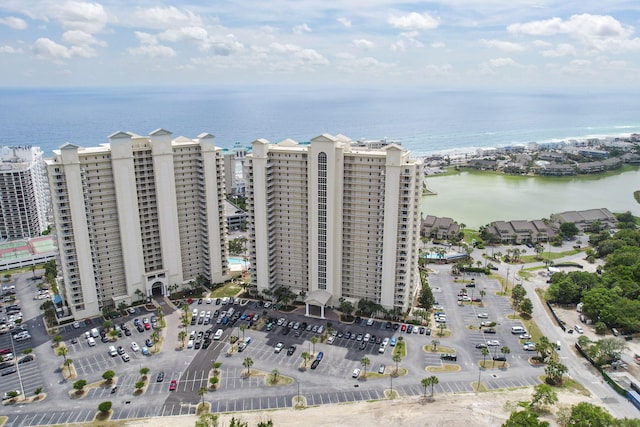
[[422, 168, 640, 229]]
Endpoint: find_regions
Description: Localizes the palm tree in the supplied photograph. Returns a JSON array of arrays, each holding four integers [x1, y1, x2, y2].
[[431, 339, 439, 351], [198, 386, 207, 406], [438, 323, 446, 336], [479, 290, 486, 303], [480, 347, 489, 367], [392, 353, 402, 375], [500, 346, 511, 368], [301, 351, 311, 368], [240, 324, 247, 340], [53, 335, 62, 347], [150, 330, 159, 346], [421, 377, 430, 398], [270, 369, 279, 384], [178, 330, 187, 347], [103, 320, 113, 331], [63, 358, 74, 378], [360, 356, 370, 378], [310, 336, 318, 354], [243, 357, 253, 376], [57, 344, 68, 360], [427, 375, 439, 396]]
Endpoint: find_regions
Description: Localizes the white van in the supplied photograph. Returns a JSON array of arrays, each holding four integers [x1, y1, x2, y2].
[[556, 341, 561, 351], [90, 328, 100, 338], [221, 297, 229, 305], [574, 325, 584, 334], [108, 346, 117, 357], [511, 326, 526, 334], [87, 337, 96, 347], [192, 309, 198, 317], [213, 329, 224, 340]]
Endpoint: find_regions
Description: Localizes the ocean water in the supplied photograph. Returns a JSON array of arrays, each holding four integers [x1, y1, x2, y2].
[[2, 86, 640, 156]]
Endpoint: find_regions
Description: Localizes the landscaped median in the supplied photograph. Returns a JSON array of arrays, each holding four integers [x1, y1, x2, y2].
[[423, 342, 461, 373]]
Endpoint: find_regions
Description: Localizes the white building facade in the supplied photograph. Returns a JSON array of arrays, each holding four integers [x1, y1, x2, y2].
[[245, 134, 422, 314], [46, 129, 228, 319], [0, 146, 50, 240]]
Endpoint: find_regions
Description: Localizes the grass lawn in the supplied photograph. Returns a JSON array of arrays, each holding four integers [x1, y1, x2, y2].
[[209, 283, 242, 298], [393, 341, 407, 358], [423, 345, 455, 353], [426, 364, 460, 373]]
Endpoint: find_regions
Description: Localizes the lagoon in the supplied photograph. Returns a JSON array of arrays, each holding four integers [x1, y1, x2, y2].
[[422, 168, 640, 229]]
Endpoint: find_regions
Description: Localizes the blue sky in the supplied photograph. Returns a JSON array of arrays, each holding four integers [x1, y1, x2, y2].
[[1, 1, 640, 88]]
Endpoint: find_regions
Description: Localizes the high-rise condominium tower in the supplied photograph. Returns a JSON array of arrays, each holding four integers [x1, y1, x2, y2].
[[46, 129, 228, 319], [0, 146, 50, 240], [245, 134, 422, 316]]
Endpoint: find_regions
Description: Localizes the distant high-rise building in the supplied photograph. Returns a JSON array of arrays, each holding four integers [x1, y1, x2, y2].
[[223, 141, 248, 196], [0, 146, 50, 240], [46, 129, 229, 319], [245, 134, 422, 316]]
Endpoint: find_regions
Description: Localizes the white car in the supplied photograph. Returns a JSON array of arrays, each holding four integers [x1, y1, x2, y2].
[[519, 333, 532, 339], [274, 342, 284, 353], [487, 340, 500, 346], [352, 368, 361, 378], [72, 321, 80, 329], [131, 342, 140, 352], [477, 313, 489, 319], [121, 353, 130, 362]]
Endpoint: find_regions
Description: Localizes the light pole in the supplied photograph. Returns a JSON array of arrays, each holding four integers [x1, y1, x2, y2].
[[9, 333, 25, 398], [389, 371, 393, 398]]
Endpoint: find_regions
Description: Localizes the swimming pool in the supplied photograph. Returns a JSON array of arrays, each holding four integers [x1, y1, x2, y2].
[[228, 257, 248, 266]]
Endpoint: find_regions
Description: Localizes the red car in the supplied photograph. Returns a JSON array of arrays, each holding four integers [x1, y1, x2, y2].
[[169, 380, 177, 391], [0, 349, 11, 355], [144, 323, 151, 330], [400, 324, 407, 332]]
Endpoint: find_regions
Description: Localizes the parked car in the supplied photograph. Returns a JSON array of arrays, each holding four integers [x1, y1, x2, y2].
[[169, 379, 177, 391], [377, 364, 386, 374], [131, 342, 140, 352], [274, 342, 284, 353], [352, 368, 361, 378], [287, 345, 296, 356]]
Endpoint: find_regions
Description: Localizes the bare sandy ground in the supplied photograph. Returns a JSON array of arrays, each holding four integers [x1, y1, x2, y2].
[[124, 387, 593, 427]]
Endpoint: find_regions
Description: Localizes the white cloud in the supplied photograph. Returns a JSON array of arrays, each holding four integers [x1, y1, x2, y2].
[[270, 43, 301, 54], [296, 48, 329, 65], [389, 12, 438, 31], [431, 42, 445, 48], [0, 16, 27, 30], [32, 38, 72, 60], [292, 24, 311, 35], [353, 39, 374, 49], [201, 34, 244, 56], [571, 59, 591, 67], [532, 40, 551, 48], [337, 17, 351, 28], [481, 39, 524, 53], [424, 63, 452, 76], [488, 57, 518, 67], [128, 44, 176, 58], [541, 43, 576, 57], [508, 14, 640, 52], [337, 56, 395, 74], [391, 40, 405, 52], [159, 27, 209, 45], [133, 6, 203, 29], [134, 31, 157, 45], [0, 45, 23, 54], [51, 1, 109, 33], [62, 30, 105, 47]]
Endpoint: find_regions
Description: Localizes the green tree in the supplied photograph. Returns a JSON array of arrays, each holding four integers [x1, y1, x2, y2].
[[243, 357, 253, 375], [23, 348, 32, 355], [102, 370, 116, 384], [240, 324, 247, 340], [420, 377, 430, 398], [338, 298, 355, 317], [559, 222, 579, 239], [63, 358, 74, 378], [140, 367, 150, 379], [427, 375, 439, 396], [256, 420, 274, 427], [418, 285, 435, 309], [545, 360, 568, 385], [134, 381, 145, 392], [53, 335, 62, 346], [310, 336, 318, 354], [103, 320, 113, 331], [57, 346, 69, 364], [519, 298, 533, 317], [502, 408, 550, 427], [5, 390, 19, 399], [209, 376, 219, 387], [511, 284, 527, 307], [73, 379, 87, 392], [98, 401, 112, 414], [150, 330, 159, 346], [229, 417, 249, 427], [360, 356, 370, 378], [530, 383, 558, 409], [34, 387, 43, 396], [213, 361, 222, 373], [195, 414, 219, 427], [567, 402, 614, 426], [431, 339, 440, 351]]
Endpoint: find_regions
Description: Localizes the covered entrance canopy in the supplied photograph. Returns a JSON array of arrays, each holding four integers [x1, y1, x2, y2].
[[304, 289, 332, 319]]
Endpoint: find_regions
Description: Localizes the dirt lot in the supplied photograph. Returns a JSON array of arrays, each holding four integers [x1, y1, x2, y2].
[[124, 386, 592, 427]]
